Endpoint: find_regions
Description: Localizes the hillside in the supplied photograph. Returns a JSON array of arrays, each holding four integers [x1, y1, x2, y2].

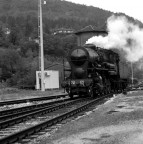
[[0, 0, 142, 88], [0, 0, 112, 19], [0, 0, 113, 30], [0, 0, 142, 31]]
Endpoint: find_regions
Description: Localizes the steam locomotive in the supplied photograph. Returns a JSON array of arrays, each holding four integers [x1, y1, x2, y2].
[[62, 44, 129, 98]]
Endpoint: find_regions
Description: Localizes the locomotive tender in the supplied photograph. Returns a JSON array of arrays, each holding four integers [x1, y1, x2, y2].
[[62, 44, 129, 98]]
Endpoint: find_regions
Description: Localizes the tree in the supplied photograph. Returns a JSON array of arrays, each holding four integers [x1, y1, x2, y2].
[[7, 16, 15, 28], [20, 41, 39, 58], [24, 16, 34, 37], [8, 27, 20, 45], [0, 48, 22, 82], [0, 27, 8, 47]]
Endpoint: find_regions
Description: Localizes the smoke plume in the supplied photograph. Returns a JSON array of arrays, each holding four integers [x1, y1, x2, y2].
[[86, 15, 143, 63]]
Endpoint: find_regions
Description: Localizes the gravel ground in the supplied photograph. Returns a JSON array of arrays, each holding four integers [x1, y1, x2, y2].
[[31, 91, 143, 144], [0, 88, 65, 101], [1, 89, 143, 144]]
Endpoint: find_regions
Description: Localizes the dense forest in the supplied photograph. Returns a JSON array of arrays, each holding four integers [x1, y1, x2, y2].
[[0, 0, 142, 88]]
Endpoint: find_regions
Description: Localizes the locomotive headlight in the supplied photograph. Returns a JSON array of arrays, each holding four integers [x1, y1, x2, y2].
[[71, 80, 75, 85]]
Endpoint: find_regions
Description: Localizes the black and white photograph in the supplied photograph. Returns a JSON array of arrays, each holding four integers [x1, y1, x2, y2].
[[0, 0, 143, 143]]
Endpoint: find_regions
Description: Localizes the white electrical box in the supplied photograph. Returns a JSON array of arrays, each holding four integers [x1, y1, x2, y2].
[[36, 70, 59, 90]]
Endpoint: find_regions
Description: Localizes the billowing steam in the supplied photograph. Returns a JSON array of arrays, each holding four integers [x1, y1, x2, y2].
[[86, 15, 143, 63]]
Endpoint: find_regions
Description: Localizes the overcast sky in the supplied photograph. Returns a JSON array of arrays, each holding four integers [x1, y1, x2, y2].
[[65, 0, 143, 22]]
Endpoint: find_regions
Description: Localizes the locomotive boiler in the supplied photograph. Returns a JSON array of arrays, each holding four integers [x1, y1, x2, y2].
[[62, 44, 129, 98]]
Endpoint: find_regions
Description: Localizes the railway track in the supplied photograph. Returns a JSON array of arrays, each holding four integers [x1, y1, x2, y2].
[[0, 93, 113, 144], [0, 97, 82, 129], [0, 97, 76, 121], [0, 94, 67, 106]]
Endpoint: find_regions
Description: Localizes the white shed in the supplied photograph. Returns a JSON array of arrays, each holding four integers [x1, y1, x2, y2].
[[36, 70, 59, 90]]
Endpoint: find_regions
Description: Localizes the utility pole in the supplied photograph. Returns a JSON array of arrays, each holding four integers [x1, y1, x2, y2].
[[131, 62, 134, 88], [38, 0, 45, 91]]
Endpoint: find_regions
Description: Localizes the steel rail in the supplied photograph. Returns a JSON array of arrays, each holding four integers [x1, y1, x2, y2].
[[0, 93, 112, 144], [0, 98, 87, 129], [0, 98, 73, 121], [0, 94, 68, 106], [0, 96, 75, 117]]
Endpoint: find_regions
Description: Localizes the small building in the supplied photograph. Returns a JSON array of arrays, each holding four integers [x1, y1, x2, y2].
[[36, 70, 59, 90], [46, 63, 64, 88], [74, 25, 107, 46], [36, 63, 70, 90]]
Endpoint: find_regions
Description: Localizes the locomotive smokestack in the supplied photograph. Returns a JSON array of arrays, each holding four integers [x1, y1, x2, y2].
[[86, 15, 143, 63]]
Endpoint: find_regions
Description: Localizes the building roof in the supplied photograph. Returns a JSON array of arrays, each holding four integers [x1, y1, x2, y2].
[[45, 63, 69, 69], [52, 28, 74, 35], [75, 24, 107, 35], [45, 63, 63, 70]]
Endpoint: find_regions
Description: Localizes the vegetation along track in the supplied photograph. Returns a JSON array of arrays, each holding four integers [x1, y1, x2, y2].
[[0, 93, 113, 144], [0, 94, 67, 106]]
